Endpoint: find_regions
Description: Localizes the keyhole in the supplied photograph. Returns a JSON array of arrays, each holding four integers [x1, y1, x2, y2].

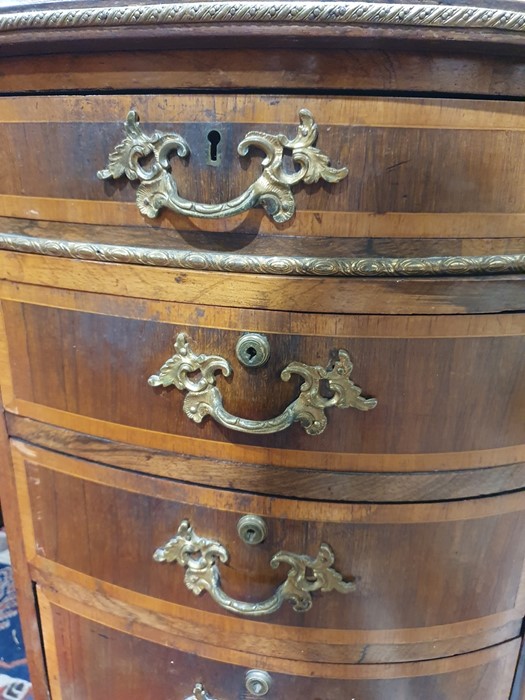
[[207, 129, 221, 163], [246, 346, 257, 362]]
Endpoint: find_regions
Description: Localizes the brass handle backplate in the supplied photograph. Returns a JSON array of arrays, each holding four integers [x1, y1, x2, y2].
[[154, 520, 355, 617], [148, 333, 377, 436], [97, 109, 347, 223]]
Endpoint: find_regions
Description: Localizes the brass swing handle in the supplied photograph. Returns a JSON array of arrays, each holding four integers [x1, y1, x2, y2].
[[148, 333, 377, 436], [97, 109, 347, 223], [153, 521, 355, 618]]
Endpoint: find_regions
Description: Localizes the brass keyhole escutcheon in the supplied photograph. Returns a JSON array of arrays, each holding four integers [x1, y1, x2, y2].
[[236, 333, 271, 368], [245, 670, 272, 697], [237, 515, 268, 546], [207, 129, 222, 166]]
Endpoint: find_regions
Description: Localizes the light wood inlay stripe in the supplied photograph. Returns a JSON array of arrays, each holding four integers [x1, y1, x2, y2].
[[1, 95, 524, 131], [31, 561, 523, 654], [1, 195, 524, 237], [12, 442, 525, 524], [7, 402, 525, 472], [2, 281, 525, 337], [36, 578, 522, 679], [36, 592, 64, 700]]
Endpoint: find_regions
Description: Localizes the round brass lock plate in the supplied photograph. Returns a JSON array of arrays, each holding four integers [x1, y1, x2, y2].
[[235, 333, 271, 368], [245, 670, 272, 696], [237, 515, 268, 545]]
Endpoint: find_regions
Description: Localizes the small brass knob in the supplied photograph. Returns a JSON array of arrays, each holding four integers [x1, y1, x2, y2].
[[237, 515, 267, 545], [245, 670, 272, 697]]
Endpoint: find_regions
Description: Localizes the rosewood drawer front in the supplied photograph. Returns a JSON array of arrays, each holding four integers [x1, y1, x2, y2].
[[12, 442, 525, 664], [38, 586, 521, 700], [2, 292, 525, 473], [0, 94, 524, 248]]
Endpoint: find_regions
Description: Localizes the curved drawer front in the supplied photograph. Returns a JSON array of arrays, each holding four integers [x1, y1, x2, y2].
[[14, 443, 525, 663], [0, 93, 524, 246], [39, 585, 521, 700], [2, 290, 525, 472]]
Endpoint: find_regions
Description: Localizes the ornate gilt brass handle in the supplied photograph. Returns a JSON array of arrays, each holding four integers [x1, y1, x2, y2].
[[97, 109, 347, 223], [154, 521, 355, 617], [148, 333, 377, 436]]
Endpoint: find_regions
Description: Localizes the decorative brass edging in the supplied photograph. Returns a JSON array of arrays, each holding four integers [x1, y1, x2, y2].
[[1, 233, 524, 278], [97, 110, 347, 224], [148, 333, 377, 436], [154, 520, 355, 617], [0, 3, 524, 34]]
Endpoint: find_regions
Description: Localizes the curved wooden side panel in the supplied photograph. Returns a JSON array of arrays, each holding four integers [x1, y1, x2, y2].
[[38, 583, 521, 700]]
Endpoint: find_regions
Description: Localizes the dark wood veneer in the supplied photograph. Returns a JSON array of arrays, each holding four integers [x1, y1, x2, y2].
[[0, 16, 523, 700], [3, 299, 525, 462], [38, 591, 522, 700]]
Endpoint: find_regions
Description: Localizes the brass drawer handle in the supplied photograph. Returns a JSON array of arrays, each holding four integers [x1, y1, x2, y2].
[[186, 684, 215, 700], [97, 109, 347, 223], [148, 333, 376, 436], [187, 672, 272, 700], [154, 521, 354, 617]]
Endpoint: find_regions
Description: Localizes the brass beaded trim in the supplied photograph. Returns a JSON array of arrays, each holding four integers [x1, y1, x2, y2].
[[0, 3, 524, 34], [0, 233, 524, 278]]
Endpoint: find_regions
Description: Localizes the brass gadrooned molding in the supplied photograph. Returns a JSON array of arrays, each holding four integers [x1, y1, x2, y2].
[[1, 233, 524, 278], [97, 109, 347, 223], [147, 333, 377, 436], [153, 520, 355, 617], [0, 3, 524, 34]]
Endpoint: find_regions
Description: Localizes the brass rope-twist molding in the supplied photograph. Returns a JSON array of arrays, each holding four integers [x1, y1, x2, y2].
[[97, 109, 348, 223], [148, 333, 377, 436], [0, 3, 524, 34], [154, 520, 355, 617]]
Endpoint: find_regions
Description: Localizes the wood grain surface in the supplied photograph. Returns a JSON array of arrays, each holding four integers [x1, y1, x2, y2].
[[9, 416, 525, 502], [1, 49, 525, 96], [37, 585, 522, 700], [0, 94, 523, 240], [11, 442, 525, 663], [0, 406, 50, 700], [0, 14, 524, 700], [3, 254, 525, 315], [2, 289, 524, 469]]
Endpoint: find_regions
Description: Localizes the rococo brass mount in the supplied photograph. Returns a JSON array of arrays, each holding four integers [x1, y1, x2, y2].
[[97, 109, 347, 223], [148, 333, 377, 436], [154, 520, 355, 617]]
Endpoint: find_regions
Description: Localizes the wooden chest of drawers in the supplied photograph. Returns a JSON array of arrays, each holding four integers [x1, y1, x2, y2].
[[0, 3, 525, 699]]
